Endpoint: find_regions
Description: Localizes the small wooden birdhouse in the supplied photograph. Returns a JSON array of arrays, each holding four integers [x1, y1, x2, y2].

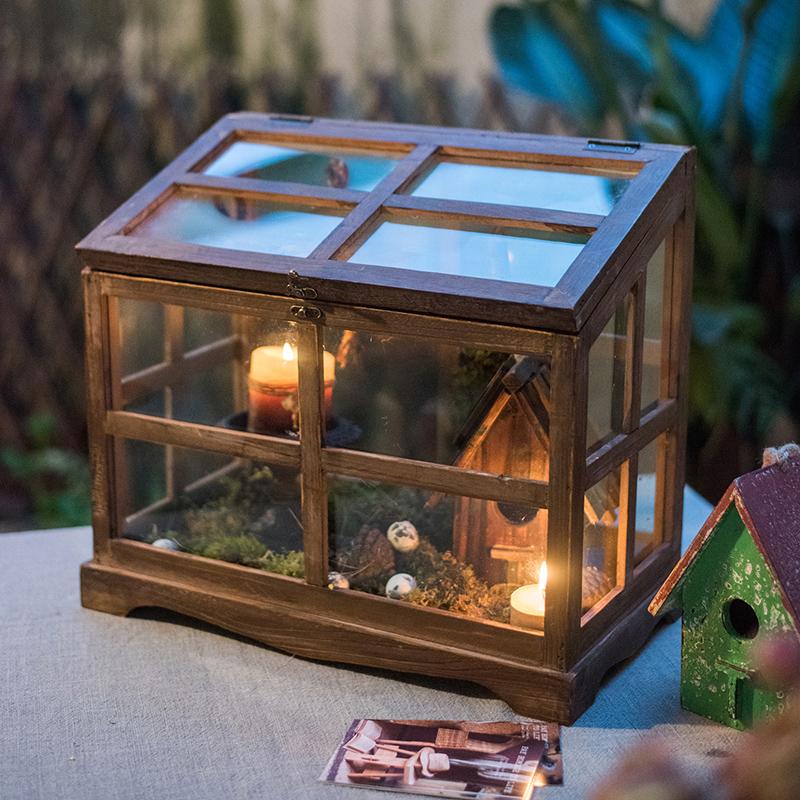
[[649, 448, 800, 729]]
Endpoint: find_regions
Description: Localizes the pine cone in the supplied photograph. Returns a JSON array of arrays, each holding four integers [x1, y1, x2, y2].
[[582, 565, 615, 611], [339, 526, 396, 581]]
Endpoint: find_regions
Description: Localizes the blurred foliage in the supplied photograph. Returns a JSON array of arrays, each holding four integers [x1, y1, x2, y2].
[[1, 413, 91, 528], [491, 0, 800, 462]]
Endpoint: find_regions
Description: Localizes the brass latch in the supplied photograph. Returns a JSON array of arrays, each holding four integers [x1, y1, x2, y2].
[[290, 304, 322, 321], [287, 270, 318, 299]]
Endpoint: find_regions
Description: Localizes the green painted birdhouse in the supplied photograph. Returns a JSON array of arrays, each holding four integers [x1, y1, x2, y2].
[[649, 451, 800, 729]]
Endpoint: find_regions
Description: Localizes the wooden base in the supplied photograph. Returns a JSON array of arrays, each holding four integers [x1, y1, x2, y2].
[[81, 555, 666, 724]]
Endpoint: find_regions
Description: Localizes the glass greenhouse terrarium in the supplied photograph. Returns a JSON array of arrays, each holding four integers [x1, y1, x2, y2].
[[78, 113, 695, 723]]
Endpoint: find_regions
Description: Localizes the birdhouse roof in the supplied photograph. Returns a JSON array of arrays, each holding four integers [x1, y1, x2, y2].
[[649, 455, 800, 627]]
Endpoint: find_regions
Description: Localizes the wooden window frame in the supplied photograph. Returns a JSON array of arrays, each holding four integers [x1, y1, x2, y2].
[[85, 270, 560, 661]]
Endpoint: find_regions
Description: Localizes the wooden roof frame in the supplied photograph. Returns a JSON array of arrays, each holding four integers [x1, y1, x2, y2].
[[76, 113, 693, 333]]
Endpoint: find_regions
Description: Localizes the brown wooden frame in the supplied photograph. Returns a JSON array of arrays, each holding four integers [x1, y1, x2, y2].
[[78, 114, 695, 723]]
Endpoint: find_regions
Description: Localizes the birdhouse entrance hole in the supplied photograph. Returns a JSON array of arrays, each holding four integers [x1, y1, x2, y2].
[[724, 598, 759, 640]]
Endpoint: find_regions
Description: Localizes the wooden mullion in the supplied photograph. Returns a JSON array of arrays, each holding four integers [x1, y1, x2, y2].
[[622, 456, 638, 584], [435, 150, 641, 178], [83, 270, 115, 560], [665, 157, 696, 552], [544, 334, 586, 669], [224, 112, 678, 163], [104, 292, 128, 539], [318, 302, 554, 354], [176, 172, 364, 207], [105, 411, 300, 466], [585, 399, 677, 487], [322, 448, 548, 508], [309, 143, 438, 260], [623, 276, 646, 433], [297, 323, 327, 586], [101, 270, 556, 355], [382, 194, 601, 235], [99, 271, 292, 320], [164, 305, 185, 499]]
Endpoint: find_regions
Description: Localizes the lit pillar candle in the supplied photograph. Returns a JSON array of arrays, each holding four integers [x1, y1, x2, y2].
[[248, 342, 336, 433], [510, 561, 547, 630]]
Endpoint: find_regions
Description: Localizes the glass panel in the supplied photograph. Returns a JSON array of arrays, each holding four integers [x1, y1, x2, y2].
[[583, 466, 623, 615], [184, 306, 232, 351], [641, 240, 667, 413], [323, 328, 550, 479], [129, 190, 345, 257], [348, 219, 587, 287], [409, 160, 630, 215], [203, 140, 401, 191], [117, 298, 302, 438], [118, 298, 164, 375], [634, 436, 665, 564], [328, 475, 546, 632], [587, 299, 629, 453], [120, 441, 304, 577]]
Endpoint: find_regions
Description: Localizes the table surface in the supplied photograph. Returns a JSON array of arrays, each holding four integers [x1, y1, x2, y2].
[[1, 487, 742, 800]]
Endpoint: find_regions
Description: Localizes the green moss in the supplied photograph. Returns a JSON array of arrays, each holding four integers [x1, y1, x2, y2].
[[256, 549, 305, 578], [196, 534, 267, 564]]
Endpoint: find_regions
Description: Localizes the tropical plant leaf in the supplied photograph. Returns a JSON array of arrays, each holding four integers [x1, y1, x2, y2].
[[592, 0, 743, 132], [740, 0, 800, 159], [490, 4, 603, 123], [691, 304, 787, 438]]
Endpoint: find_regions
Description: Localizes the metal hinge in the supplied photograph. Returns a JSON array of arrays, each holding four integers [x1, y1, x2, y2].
[[585, 139, 640, 154], [270, 113, 313, 124]]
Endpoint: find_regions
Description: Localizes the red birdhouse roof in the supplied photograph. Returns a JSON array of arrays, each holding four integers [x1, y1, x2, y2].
[[649, 455, 800, 628]]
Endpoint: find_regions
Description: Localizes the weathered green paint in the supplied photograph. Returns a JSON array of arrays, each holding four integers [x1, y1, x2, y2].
[[678, 506, 796, 729]]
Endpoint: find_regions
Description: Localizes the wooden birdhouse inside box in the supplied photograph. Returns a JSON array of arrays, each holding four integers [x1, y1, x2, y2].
[[77, 113, 695, 723], [649, 447, 800, 729]]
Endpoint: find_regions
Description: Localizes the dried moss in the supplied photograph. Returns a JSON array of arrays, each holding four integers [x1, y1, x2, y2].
[[400, 539, 512, 623]]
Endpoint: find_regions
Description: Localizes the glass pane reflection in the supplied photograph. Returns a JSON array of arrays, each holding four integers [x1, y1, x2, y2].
[[204, 141, 400, 191], [411, 161, 629, 215], [349, 220, 586, 286], [130, 191, 344, 257]]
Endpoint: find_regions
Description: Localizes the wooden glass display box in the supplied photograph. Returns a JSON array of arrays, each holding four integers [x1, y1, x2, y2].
[[78, 114, 695, 723]]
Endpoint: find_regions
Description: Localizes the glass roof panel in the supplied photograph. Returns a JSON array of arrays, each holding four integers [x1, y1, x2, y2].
[[349, 219, 586, 287], [410, 161, 629, 215], [129, 191, 344, 257], [203, 140, 401, 191]]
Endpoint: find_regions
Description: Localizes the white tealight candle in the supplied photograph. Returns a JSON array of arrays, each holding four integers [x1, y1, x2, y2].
[[510, 562, 547, 630]]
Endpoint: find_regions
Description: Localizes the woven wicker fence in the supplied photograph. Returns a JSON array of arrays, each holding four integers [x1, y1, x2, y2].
[[0, 68, 553, 456]]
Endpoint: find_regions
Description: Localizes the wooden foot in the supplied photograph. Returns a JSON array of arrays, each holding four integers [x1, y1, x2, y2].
[[81, 562, 140, 617]]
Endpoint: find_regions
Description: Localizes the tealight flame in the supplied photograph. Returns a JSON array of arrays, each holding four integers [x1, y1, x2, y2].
[[282, 341, 295, 361], [539, 561, 548, 591]]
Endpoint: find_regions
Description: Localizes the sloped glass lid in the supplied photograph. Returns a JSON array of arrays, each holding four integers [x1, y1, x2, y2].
[[349, 218, 587, 287], [203, 140, 402, 191], [129, 190, 344, 257], [409, 160, 630, 215]]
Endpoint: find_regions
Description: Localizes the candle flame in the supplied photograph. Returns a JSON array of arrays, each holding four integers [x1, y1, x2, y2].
[[539, 561, 548, 590], [282, 341, 295, 361]]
